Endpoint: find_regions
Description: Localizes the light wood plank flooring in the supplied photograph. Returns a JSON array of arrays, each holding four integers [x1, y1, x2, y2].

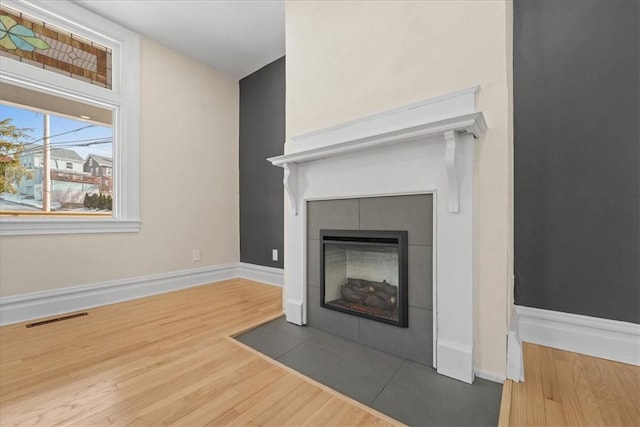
[[502, 342, 640, 426], [5, 279, 638, 426], [0, 279, 399, 426]]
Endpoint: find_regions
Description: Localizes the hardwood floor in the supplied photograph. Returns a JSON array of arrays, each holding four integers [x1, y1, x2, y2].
[[4, 279, 638, 426], [0, 279, 399, 426], [502, 342, 640, 426]]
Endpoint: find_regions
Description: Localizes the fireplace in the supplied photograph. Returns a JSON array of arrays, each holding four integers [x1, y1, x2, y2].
[[320, 230, 408, 327], [268, 86, 486, 383]]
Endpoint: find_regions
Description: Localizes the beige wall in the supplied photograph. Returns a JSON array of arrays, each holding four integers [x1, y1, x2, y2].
[[286, 0, 513, 378], [0, 38, 239, 296]]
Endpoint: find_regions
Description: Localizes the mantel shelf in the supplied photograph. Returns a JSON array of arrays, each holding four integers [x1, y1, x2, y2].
[[268, 110, 486, 216], [267, 112, 486, 168]]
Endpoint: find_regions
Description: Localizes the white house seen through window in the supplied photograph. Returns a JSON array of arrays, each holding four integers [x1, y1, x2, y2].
[[0, 91, 113, 214]]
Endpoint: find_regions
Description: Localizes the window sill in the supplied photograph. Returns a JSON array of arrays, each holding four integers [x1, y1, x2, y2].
[[0, 218, 140, 236]]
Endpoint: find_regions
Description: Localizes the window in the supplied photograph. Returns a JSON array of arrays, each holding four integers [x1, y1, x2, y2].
[[0, 0, 139, 236], [1, 93, 113, 213], [0, 6, 112, 89]]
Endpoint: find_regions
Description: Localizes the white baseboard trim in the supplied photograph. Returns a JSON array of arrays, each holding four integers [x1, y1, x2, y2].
[[516, 305, 640, 366], [507, 331, 525, 382], [436, 340, 474, 384], [507, 305, 525, 382], [237, 263, 283, 287], [0, 263, 284, 326]]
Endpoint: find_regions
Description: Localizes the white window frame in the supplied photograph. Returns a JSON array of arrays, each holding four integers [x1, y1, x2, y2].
[[0, 0, 140, 236]]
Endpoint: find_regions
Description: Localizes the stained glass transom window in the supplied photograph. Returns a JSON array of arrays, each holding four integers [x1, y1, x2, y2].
[[0, 6, 112, 89]]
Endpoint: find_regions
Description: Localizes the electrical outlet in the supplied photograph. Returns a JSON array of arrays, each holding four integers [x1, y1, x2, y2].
[[272, 249, 278, 261], [192, 249, 201, 262]]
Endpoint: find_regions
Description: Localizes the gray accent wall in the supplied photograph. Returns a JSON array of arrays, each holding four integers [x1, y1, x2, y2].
[[307, 195, 434, 365], [514, 0, 639, 323], [239, 57, 285, 268]]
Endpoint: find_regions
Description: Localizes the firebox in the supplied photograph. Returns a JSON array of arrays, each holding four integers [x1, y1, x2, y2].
[[320, 229, 408, 327]]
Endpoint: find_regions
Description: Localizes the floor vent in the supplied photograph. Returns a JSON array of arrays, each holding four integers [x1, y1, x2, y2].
[[26, 312, 88, 328]]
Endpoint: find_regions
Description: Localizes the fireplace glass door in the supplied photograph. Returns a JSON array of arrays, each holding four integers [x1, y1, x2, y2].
[[320, 230, 408, 327]]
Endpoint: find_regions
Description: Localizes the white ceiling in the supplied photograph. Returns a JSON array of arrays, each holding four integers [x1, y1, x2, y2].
[[74, 0, 285, 79]]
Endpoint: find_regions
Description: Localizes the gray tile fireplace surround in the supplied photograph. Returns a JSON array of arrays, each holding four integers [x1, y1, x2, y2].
[[307, 195, 433, 365]]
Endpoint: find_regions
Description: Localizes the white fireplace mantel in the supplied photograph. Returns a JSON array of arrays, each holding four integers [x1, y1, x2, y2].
[[269, 87, 486, 215], [268, 86, 486, 383]]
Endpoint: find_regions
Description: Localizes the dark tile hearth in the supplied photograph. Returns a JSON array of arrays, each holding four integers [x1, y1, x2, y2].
[[236, 317, 502, 426]]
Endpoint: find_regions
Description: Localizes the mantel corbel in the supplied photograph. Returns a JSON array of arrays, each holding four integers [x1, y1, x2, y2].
[[282, 163, 298, 216], [444, 130, 460, 213]]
